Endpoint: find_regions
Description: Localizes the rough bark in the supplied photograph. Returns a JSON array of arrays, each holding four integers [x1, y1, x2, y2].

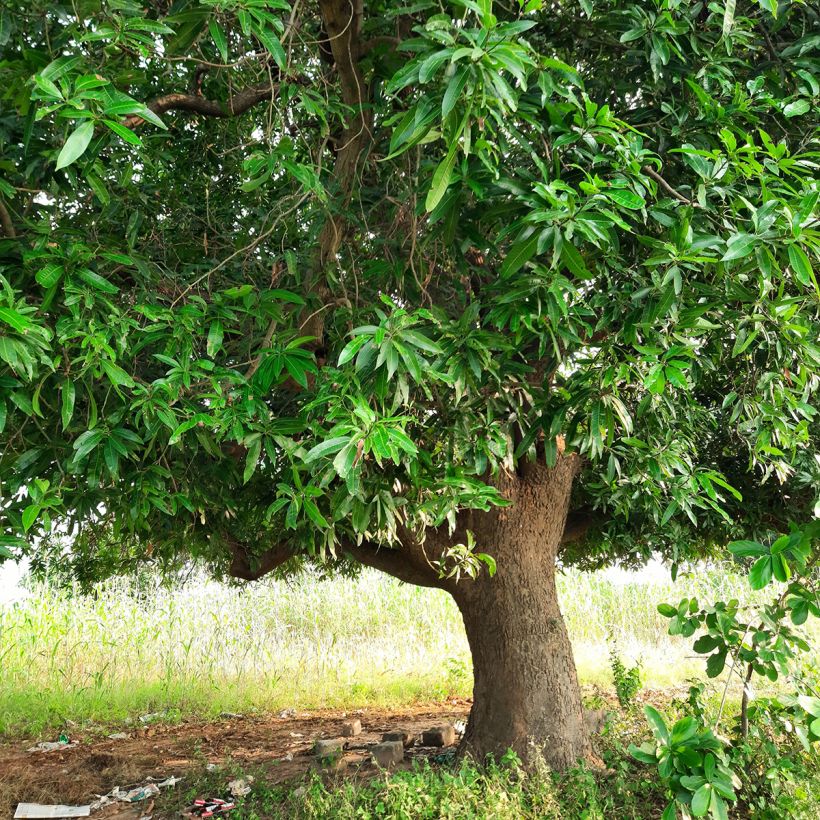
[[450, 456, 591, 769]]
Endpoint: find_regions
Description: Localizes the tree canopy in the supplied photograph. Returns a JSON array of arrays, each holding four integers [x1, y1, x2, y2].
[[0, 0, 818, 585]]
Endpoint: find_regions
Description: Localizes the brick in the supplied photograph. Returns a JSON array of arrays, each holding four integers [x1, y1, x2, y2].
[[421, 725, 457, 747], [382, 731, 416, 748], [341, 719, 362, 737], [314, 738, 344, 763], [371, 740, 404, 767]]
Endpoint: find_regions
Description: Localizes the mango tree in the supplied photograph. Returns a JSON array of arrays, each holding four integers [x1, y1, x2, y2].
[[0, 0, 818, 768]]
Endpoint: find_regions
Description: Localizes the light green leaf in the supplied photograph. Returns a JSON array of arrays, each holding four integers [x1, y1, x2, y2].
[[722, 0, 736, 37], [61, 380, 75, 430], [22, 504, 39, 532], [607, 189, 645, 210], [426, 143, 458, 212], [783, 99, 810, 118], [305, 436, 350, 462], [56, 120, 95, 170], [207, 320, 224, 358]]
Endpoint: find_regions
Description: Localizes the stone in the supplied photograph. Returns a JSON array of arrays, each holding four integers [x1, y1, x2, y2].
[[421, 725, 457, 747], [341, 719, 362, 737], [382, 731, 416, 748], [371, 740, 403, 767], [314, 738, 344, 763]]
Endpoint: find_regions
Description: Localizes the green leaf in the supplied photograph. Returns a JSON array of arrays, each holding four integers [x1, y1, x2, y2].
[[749, 555, 773, 590], [657, 603, 677, 617], [333, 441, 358, 479], [728, 540, 768, 557], [102, 119, 143, 147], [254, 24, 286, 69], [305, 437, 350, 462], [501, 231, 539, 278], [338, 335, 370, 366], [209, 18, 228, 63], [55, 120, 95, 170], [693, 635, 721, 654], [207, 320, 224, 358], [100, 359, 135, 389], [706, 648, 728, 678], [303, 498, 329, 529], [643, 705, 669, 742], [78, 269, 119, 293], [788, 244, 815, 289], [61, 380, 75, 430], [783, 99, 810, 118], [22, 504, 39, 532], [426, 143, 458, 212], [36, 263, 64, 288], [607, 189, 644, 210], [722, 0, 736, 37], [243, 438, 261, 484], [691, 784, 711, 817], [561, 242, 593, 279], [0, 306, 33, 333], [721, 233, 757, 262], [442, 66, 470, 119]]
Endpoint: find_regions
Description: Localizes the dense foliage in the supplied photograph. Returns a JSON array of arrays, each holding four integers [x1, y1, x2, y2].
[[0, 0, 818, 581]]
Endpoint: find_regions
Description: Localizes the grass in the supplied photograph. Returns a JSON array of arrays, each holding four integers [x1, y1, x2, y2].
[[0, 563, 767, 736], [1, 563, 818, 819]]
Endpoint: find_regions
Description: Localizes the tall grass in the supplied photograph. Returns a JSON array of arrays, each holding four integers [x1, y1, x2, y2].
[[0, 564, 766, 736]]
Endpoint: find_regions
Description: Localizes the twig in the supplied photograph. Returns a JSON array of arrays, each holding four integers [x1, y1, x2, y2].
[[641, 165, 695, 206]]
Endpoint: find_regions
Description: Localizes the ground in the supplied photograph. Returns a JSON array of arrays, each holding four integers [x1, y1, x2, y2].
[[1, 701, 473, 817]]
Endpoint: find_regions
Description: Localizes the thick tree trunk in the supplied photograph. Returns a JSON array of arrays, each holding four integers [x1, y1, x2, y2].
[[452, 456, 590, 769]]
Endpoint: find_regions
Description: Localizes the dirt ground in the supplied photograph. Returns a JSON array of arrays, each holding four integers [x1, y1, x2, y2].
[[0, 700, 472, 818]]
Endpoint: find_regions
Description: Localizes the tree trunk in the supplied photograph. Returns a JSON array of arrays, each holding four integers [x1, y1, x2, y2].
[[452, 456, 590, 769]]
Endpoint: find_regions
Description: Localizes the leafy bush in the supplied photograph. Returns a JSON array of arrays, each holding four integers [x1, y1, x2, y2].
[[633, 522, 820, 817], [609, 638, 642, 708]]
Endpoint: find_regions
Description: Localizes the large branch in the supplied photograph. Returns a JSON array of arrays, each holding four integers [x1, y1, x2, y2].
[[343, 540, 448, 590], [226, 528, 448, 590], [123, 81, 282, 128], [227, 534, 294, 581]]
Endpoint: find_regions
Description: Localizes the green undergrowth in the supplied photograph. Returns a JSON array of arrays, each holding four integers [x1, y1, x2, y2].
[[150, 702, 820, 820], [0, 565, 773, 737]]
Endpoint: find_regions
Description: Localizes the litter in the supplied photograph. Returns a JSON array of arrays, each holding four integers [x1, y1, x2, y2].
[[227, 776, 253, 797], [278, 708, 296, 718], [26, 740, 78, 753], [219, 712, 244, 719], [14, 805, 90, 819], [122, 784, 160, 803], [90, 776, 180, 811], [186, 798, 236, 817], [138, 712, 167, 724], [107, 732, 129, 740]]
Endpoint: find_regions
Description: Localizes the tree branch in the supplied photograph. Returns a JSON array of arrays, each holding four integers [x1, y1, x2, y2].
[[343, 540, 447, 590], [0, 199, 16, 238], [642, 165, 694, 206], [226, 534, 294, 580], [123, 81, 283, 128]]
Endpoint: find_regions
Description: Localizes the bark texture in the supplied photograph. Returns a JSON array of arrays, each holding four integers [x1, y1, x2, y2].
[[451, 457, 591, 769]]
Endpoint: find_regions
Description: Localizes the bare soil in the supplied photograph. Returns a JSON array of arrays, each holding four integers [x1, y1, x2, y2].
[[0, 699, 472, 819]]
